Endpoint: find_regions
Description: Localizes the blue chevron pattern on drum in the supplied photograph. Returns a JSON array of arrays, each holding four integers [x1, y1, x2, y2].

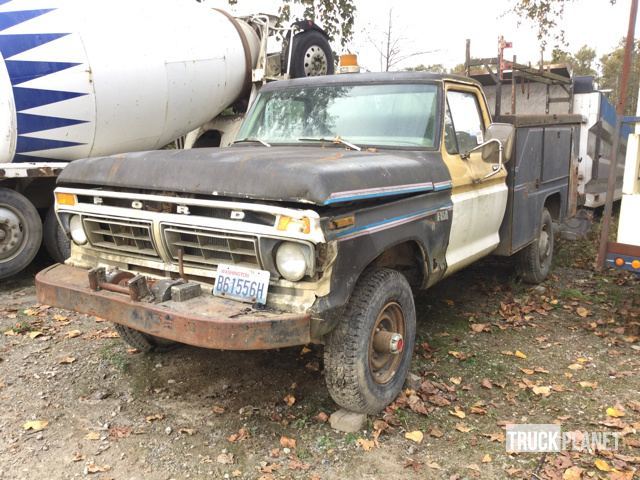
[[15, 136, 83, 153], [0, 8, 89, 161], [12, 86, 86, 111], [0, 9, 54, 32], [0, 33, 68, 58], [17, 112, 86, 134]]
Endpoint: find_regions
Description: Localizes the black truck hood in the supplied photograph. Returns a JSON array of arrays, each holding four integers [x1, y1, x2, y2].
[[58, 145, 451, 206]]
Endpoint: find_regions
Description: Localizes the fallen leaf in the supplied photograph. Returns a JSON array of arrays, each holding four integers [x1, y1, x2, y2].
[[280, 436, 296, 449], [313, 412, 329, 423], [481, 378, 493, 389], [227, 428, 249, 443], [109, 426, 132, 438], [483, 432, 505, 442], [216, 453, 234, 465], [532, 386, 552, 397], [28, 331, 43, 339], [86, 463, 110, 474], [179, 428, 196, 436], [579, 381, 598, 389], [357, 438, 375, 451], [568, 363, 583, 370], [594, 459, 612, 472], [482, 454, 492, 463], [66, 330, 82, 339], [429, 426, 444, 438], [520, 368, 535, 375], [471, 323, 490, 333], [211, 406, 225, 414], [563, 466, 584, 480], [23, 420, 48, 431], [607, 407, 626, 418], [71, 452, 85, 462], [455, 423, 472, 433], [449, 407, 466, 419], [231, 470, 242, 478], [283, 393, 296, 407], [426, 461, 442, 470], [53, 314, 68, 322], [515, 350, 527, 359], [576, 307, 590, 318], [404, 430, 424, 443], [448, 351, 469, 360], [450, 377, 462, 385], [145, 413, 165, 422], [59, 356, 76, 364], [467, 463, 481, 472], [85, 431, 101, 440]]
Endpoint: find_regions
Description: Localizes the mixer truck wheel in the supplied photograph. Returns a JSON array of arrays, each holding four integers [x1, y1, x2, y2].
[[0, 188, 42, 279], [43, 207, 70, 264], [289, 30, 334, 78]]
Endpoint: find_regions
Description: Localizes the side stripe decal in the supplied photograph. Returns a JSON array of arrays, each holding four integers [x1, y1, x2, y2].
[[336, 206, 452, 241], [324, 182, 439, 205]]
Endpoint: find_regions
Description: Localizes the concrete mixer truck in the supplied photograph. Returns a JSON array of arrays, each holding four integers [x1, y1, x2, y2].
[[0, 0, 334, 279]]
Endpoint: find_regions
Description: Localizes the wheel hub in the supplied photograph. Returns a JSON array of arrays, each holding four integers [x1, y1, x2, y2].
[[369, 302, 406, 384], [0, 206, 25, 261], [539, 229, 550, 262], [303, 46, 328, 76]]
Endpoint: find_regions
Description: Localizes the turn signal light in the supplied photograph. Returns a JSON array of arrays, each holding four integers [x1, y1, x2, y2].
[[55, 192, 77, 206], [632, 259, 640, 269], [277, 216, 311, 234]]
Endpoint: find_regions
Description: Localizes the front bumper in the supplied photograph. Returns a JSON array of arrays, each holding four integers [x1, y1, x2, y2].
[[36, 264, 312, 350]]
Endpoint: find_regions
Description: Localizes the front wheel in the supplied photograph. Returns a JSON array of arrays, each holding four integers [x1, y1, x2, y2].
[[324, 268, 416, 414], [517, 207, 554, 284]]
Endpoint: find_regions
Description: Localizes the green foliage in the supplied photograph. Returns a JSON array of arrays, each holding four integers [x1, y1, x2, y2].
[[600, 38, 640, 115], [277, 0, 356, 48], [513, 0, 617, 48], [405, 64, 446, 73], [550, 45, 597, 76]]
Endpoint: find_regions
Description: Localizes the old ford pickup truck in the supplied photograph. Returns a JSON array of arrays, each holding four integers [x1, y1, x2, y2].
[[36, 73, 577, 413]]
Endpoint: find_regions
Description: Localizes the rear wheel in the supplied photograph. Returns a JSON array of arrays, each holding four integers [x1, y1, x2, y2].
[[289, 30, 334, 78], [324, 268, 416, 413], [517, 208, 554, 284], [0, 188, 42, 279]]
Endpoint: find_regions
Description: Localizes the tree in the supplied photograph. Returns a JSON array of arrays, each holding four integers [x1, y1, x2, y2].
[[513, 0, 616, 48], [600, 38, 640, 115], [550, 45, 597, 76], [405, 64, 446, 73], [276, 0, 356, 48], [367, 9, 436, 72]]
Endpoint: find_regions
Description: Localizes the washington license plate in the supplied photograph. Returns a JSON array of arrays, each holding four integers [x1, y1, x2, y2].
[[213, 264, 270, 304]]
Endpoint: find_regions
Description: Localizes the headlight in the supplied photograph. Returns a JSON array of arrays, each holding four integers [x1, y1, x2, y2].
[[275, 242, 309, 282], [69, 215, 87, 245]]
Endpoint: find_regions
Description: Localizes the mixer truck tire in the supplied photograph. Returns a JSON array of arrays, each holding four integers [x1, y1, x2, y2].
[[289, 30, 334, 78], [43, 207, 71, 264], [0, 188, 43, 280]]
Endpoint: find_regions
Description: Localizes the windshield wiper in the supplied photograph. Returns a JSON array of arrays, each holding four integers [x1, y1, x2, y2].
[[233, 138, 271, 147], [298, 136, 361, 151]]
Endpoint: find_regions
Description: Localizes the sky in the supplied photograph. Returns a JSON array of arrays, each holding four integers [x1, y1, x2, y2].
[[206, 0, 640, 72]]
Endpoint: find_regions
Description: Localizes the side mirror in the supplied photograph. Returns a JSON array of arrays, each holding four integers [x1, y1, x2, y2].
[[485, 123, 514, 163]]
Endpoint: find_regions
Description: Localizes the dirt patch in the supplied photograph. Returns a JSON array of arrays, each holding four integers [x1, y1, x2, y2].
[[0, 233, 638, 479]]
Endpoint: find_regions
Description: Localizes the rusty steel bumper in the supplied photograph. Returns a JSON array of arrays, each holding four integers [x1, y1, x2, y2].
[[35, 264, 312, 350]]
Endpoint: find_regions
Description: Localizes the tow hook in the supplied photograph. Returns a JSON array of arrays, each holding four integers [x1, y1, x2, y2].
[[373, 331, 404, 355]]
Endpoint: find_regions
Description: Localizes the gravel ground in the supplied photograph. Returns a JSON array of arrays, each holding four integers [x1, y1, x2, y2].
[[0, 232, 638, 480]]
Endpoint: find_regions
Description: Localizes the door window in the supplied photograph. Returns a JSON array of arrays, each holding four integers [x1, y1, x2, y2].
[[445, 90, 485, 155]]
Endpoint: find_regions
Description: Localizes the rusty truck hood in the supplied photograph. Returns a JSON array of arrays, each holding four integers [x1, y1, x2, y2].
[[58, 145, 451, 206]]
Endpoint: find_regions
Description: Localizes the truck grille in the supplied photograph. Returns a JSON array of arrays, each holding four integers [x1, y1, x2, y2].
[[83, 217, 158, 258], [162, 225, 260, 269]]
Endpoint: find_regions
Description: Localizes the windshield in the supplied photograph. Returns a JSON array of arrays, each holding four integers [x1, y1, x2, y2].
[[236, 83, 440, 148]]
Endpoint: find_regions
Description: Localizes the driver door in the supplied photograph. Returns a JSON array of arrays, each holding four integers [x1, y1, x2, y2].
[[441, 84, 508, 275]]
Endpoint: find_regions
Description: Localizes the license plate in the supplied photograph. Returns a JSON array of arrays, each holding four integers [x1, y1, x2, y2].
[[213, 264, 270, 304]]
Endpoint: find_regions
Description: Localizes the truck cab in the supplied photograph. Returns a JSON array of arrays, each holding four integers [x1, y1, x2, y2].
[[36, 73, 567, 413]]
